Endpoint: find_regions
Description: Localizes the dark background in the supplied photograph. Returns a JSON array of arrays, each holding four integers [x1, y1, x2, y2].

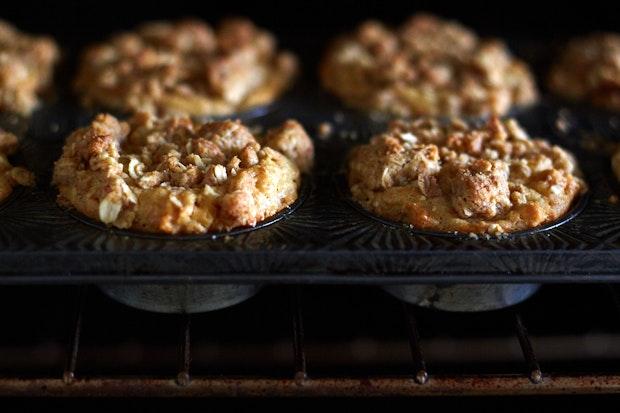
[[2, 0, 619, 46], [3, 0, 619, 88]]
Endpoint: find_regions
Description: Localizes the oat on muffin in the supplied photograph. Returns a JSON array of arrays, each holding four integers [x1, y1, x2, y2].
[[347, 117, 586, 236], [0, 129, 35, 202], [320, 14, 538, 118], [549, 33, 620, 112], [0, 20, 59, 115], [52, 112, 313, 234], [74, 18, 297, 118]]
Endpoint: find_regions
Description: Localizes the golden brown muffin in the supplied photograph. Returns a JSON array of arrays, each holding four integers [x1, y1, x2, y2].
[[74, 18, 297, 117], [0, 129, 35, 202], [549, 33, 620, 112], [52, 112, 313, 234], [0, 20, 59, 115], [348, 117, 586, 236], [320, 14, 538, 118]]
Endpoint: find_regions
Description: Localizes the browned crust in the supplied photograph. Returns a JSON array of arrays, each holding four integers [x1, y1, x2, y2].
[[347, 117, 586, 236], [0, 130, 34, 203], [549, 33, 620, 112], [320, 14, 538, 117], [52, 112, 313, 234], [0, 20, 59, 115], [74, 18, 297, 117]]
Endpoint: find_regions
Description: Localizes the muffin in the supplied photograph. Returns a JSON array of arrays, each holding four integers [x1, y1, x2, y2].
[[0, 129, 34, 202], [347, 117, 586, 236], [74, 18, 297, 117], [320, 14, 538, 118], [0, 20, 59, 115], [52, 112, 313, 234], [549, 33, 620, 112]]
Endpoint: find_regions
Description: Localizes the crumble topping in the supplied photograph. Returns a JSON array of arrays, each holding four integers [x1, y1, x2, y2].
[[264, 119, 314, 173], [74, 18, 297, 117], [549, 33, 620, 112], [0, 20, 59, 115], [53, 113, 313, 234], [348, 117, 586, 235], [320, 14, 538, 117], [0, 129, 34, 202]]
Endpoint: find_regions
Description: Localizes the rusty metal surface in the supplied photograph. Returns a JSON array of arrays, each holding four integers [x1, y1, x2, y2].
[[1, 375, 620, 397], [1, 285, 620, 397]]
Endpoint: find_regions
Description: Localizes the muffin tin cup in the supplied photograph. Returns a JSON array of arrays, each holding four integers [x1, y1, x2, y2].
[[382, 283, 541, 312], [52, 177, 311, 241], [334, 123, 587, 311], [57, 181, 310, 313], [39, 103, 311, 313], [337, 178, 581, 312], [99, 283, 261, 313], [335, 169, 589, 240], [0, 186, 27, 213]]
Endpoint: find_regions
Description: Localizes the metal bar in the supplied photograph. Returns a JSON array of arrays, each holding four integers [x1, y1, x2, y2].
[[8, 273, 620, 286], [403, 304, 428, 384], [514, 313, 543, 384], [63, 286, 86, 384], [1, 374, 619, 397], [176, 315, 191, 387], [291, 286, 307, 381]]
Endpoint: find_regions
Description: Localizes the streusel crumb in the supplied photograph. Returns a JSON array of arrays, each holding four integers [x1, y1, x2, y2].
[[348, 117, 586, 235], [0, 20, 59, 115], [74, 18, 297, 117], [549, 33, 620, 112], [320, 14, 538, 117], [0, 129, 34, 202], [52, 112, 313, 234]]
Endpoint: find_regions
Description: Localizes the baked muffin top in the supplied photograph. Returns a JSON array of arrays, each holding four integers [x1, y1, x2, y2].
[[348, 117, 586, 236], [74, 18, 297, 117], [320, 14, 538, 118], [53, 113, 313, 234], [0, 20, 59, 115], [549, 33, 620, 112], [0, 130, 34, 202]]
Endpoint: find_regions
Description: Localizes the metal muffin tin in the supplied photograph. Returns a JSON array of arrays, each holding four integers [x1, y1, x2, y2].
[[2, 53, 620, 313], [382, 283, 542, 312], [99, 283, 261, 313], [337, 170, 589, 311]]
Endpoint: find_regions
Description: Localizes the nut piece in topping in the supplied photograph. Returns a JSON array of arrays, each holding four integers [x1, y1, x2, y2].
[[549, 33, 620, 112], [320, 13, 538, 117], [0, 20, 59, 115], [52, 112, 314, 234], [347, 117, 586, 235], [0, 129, 35, 203], [442, 159, 511, 219], [74, 18, 297, 117]]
